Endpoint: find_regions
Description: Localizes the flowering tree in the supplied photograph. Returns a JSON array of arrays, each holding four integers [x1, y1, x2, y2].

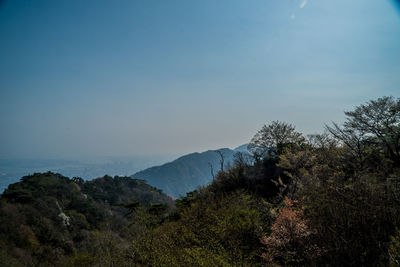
[[261, 197, 322, 265]]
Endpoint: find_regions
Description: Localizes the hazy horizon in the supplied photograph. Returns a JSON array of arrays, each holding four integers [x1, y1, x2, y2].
[[1, 0, 400, 159]]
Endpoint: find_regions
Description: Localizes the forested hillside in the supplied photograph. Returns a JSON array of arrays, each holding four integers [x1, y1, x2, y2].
[[1, 96, 400, 266], [0, 172, 174, 266]]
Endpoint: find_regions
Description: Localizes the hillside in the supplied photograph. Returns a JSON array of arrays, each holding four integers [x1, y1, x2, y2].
[[1, 98, 399, 266], [0, 172, 174, 266], [131, 146, 249, 197]]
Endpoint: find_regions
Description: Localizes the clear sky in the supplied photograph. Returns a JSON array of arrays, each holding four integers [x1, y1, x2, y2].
[[1, 0, 400, 158]]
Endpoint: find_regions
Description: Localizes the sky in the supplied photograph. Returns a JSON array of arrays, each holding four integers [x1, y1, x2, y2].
[[0, 0, 400, 159]]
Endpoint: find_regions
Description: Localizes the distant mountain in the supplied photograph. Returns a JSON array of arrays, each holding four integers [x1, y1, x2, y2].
[[233, 144, 250, 153], [131, 145, 249, 198]]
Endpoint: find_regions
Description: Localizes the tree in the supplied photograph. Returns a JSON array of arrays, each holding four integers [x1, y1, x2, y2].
[[248, 121, 305, 159], [215, 149, 225, 172], [261, 197, 321, 266], [327, 96, 400, 167]]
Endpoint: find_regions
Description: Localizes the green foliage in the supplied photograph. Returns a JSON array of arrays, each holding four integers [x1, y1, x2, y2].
[[1, 96, 399, 267], [0, 173, 174, 266], [70, 252, 96, 267], [300, 174, 400, 266], [276, 98, 400, 265], [129, 191, 271, 266], [389, 229, 400, 266]]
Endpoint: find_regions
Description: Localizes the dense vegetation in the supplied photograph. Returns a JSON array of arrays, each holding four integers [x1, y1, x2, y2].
[[0, 173, 174, 266], [1, 96, 400, 266]]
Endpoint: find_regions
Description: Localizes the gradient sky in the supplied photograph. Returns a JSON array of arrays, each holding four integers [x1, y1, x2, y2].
[[1, 0, 400, 158]]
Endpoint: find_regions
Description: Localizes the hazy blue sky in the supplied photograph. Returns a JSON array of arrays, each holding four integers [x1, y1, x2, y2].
[[1, 0, 400, 158]]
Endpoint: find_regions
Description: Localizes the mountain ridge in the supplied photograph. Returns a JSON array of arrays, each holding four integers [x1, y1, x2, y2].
[[131, 145, 249, 197]]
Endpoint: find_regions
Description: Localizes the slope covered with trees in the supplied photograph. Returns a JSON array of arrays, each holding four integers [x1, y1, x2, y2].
[[0, 172, 174, 266], [128, 96, 400, 266], [1, 96, 400, 266]]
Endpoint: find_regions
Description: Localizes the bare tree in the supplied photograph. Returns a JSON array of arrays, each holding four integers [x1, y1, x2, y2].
[[216, 149, 225, 172]]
